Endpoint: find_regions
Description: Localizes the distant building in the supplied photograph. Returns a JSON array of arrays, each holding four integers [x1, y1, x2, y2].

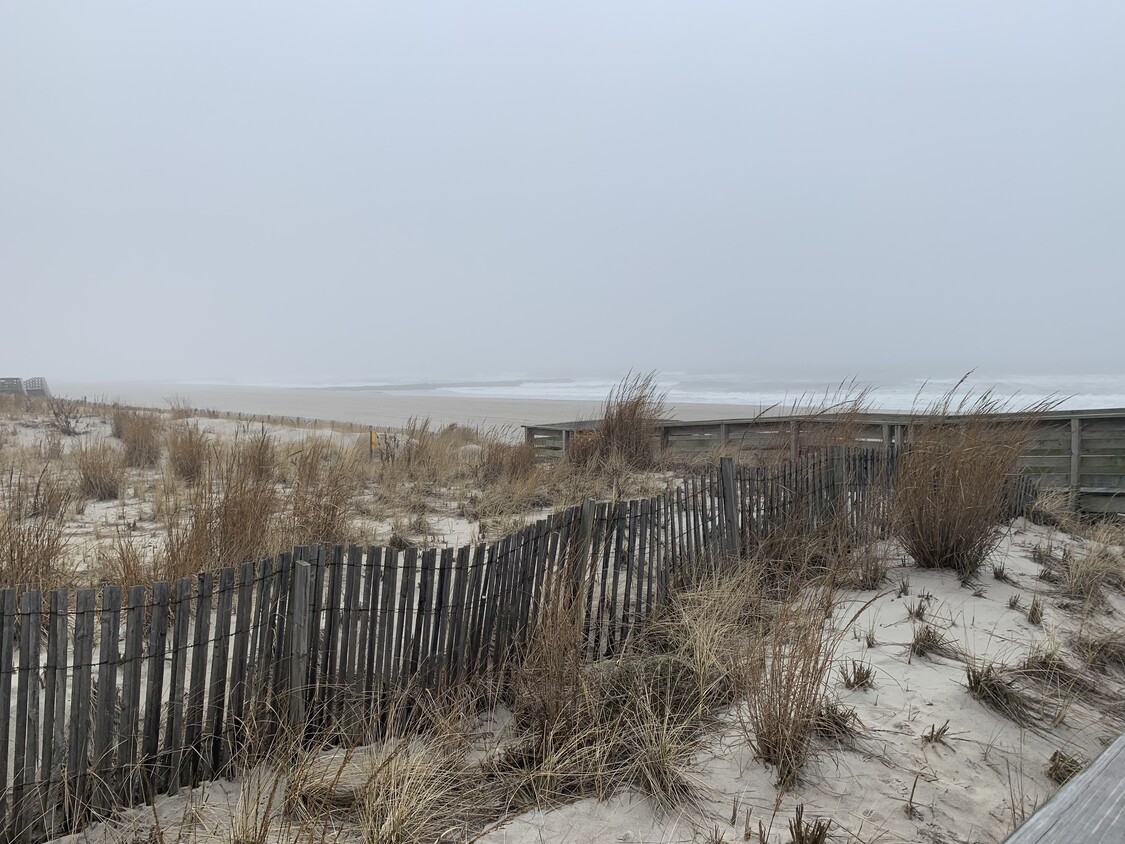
[[0, 378, 27, 396], [23, 377, 52, 398]]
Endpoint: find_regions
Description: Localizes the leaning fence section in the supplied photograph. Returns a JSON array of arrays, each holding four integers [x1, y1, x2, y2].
[[0, 446, 910, 843]]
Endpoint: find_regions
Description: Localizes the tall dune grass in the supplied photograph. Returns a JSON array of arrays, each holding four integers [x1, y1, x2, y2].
[[894, 390, 1048, 580], [0, 467, 75, 589], [74, 438, 125, 500], [568, 372, 667, 470]]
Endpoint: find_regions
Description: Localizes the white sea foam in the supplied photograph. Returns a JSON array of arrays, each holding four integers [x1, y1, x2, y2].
[[260, 372, 1125, 411]]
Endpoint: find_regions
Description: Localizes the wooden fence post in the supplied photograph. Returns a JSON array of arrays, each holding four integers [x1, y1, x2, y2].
[[572, 498, 596, 595], [1069, 417, 1082, 511], [719, 457, 740, 558], [286, 560, 311, 737]]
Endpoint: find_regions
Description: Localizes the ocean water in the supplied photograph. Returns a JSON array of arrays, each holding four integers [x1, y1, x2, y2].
[[294, 372, 1125, 412]]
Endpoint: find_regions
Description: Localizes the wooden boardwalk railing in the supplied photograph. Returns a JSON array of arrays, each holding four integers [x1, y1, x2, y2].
[[0, 445, 1023, 844]]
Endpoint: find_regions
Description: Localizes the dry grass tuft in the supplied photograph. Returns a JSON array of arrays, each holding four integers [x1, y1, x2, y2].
[[992, 561, 1015, 584], [839, 659, 874, 690], [1059, 526, 1124, 610], [789, 804, 831, 844], [161, 445, 280, 580], [894, 390, 1044, 580], [1020, 641, 1107, 711], [1046, 750, 1084, 785], [922, 720, 950, 745], [113, 409, 163, 467], [1072, 628, 1125, 673], [285, 437, 365, 546], [0, 467, 75, 588], [166, 423, 208, 483], [357, 735, 476, 844], [567, 372, 666, 471], [495, 551, 730, 814], [75, 438, 125, 500], [910, 624, 961, 660], [94, 529, 157, 586], [1027, 594, 1044, 625], [739, 588, 846, 788], [966, 659, 1029, 724]]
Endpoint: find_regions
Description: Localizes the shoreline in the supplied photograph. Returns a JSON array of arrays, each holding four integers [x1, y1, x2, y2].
[[52, 380, 774, 431]]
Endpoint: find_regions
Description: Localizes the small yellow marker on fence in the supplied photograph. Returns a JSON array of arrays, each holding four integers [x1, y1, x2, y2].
[[369, 429, 377, 460]]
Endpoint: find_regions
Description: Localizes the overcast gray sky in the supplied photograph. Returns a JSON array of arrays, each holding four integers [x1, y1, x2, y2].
[[2, 2, 1122, 385]]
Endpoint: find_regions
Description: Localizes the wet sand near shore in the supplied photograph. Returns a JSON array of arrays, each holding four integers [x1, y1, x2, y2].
[[54, 381, 771, 430]]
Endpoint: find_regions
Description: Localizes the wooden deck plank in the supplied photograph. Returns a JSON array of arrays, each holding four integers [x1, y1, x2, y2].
[[1005, 734, 1125, 843]]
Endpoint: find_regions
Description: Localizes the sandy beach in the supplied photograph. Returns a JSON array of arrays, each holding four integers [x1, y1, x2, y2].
[[53, 380, 771, 431]]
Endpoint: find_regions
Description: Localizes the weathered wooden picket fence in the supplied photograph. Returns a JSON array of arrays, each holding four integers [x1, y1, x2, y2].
[[0, 447, 903, 843]]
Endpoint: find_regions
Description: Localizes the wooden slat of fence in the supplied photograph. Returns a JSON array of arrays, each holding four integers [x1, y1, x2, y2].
[[474, 544, 501, 679], [13, 590, 41, 843], [163, 578, 191, 796], [464, 544, 488, 676], [430, 548, 454, 687], [483, 537, 508, 675], [633, 499, 650, 640], [26, 590, 43, 843], [515, 528, 536, 661], [183, 572, 213, 789], [206, 567, 234, 778], [297, 546, 316, 707], [496, 533, 522, 671], [634, 500, 649, 631], [359, 547, 380, 701], [228, 563, 254, 768], [0, 588, 16, 830], [474, 541, 497, 675], [93, 586, 122, 815], [513, 525, 539, 659], [497, 536, 518, 672], [411, 548, 435, 684], [529, 525, 555, 639], [392, 548, 417, 689], [581, 506, 606, 659], [68, 589, 95, 823], [447, 546, 471, 683], [143, 582, 169, 795], [671, 487, 684, 581], [42, 588, 67, 836], [691, 476, 703, 565], [592, 508, 616, 659], [268, 554, 293, 741], [545, 512, 568, 614], [320, 545, 343, 729], [250, 559, 273, 715], [340, 546, 361, 723], [520, 524, 542, 655], [508, 529, 531, 665], [652, 495, 665, 609], [118, 585, 145, 804], [702, 472, 711, 558], [376, 548, 398, 693], [612, 501, 634, 653], [706, 470, 717, 555]]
